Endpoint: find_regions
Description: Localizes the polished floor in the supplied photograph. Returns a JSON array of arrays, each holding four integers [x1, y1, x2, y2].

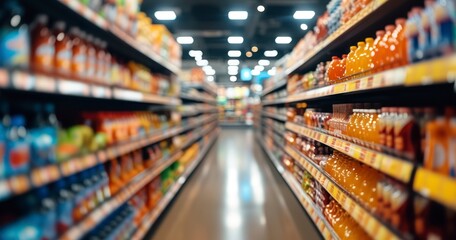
[[148, 128, 321, 240]]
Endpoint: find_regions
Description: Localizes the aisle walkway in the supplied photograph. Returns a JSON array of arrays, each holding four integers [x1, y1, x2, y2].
[[148, 128, 320, 240]]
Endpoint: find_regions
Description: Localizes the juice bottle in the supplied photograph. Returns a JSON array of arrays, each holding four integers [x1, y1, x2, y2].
[[354, 42, 365, 75], [394, 108, 419, 160], [327, 56, 340, 84], [386, 107, 398, 149], [69, 27, 87, 80], [85, 34, 97, 82], [371, 30, 385, 71], [394, 18, 408, 66], [108, 158, 122, 194], [406, 8, 423, 63], [344, 46, 357, 77], [340, 54, 348, 80], [384, 25, 397, 69], [30, 15, 55, 74], [364, 37, 374, 73], [378, 107, 388, 146], [424, 117, 449, 174], [0, 0, 30, 69], [53, 21, 72, 78], [5, 115, 30, 177]]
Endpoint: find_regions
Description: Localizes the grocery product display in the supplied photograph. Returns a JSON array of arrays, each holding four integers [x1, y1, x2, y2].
[[0, 0, 219, 239], [218, 85, 255, 126], [257, 0, 456, 239]]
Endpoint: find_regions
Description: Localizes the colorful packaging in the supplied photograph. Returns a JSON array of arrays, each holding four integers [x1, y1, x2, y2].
[[5, 115, 30, 177]]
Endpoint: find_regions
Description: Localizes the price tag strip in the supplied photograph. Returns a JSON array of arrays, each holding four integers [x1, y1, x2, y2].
[[285, 122, 413, 183], [285, 146, 399, 240], [414, 168, 456, 211]]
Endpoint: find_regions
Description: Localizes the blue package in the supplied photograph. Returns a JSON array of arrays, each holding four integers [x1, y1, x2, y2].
[[5, 115, 30, 177], [29, 126, 57, 167], [0, 213, 42, 240]]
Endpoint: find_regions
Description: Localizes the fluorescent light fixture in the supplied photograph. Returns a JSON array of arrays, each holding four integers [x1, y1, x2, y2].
[[257, 5, 265, 12], [228, 11, 248, 20], [301, 23, 308, 30], [254, 65, 265, 71], [228, 50, 242, 57], [189, 50, 202, 57], [195, 55, 202, 61], [230, 76, 237, 82], [293, 10, 315, 19], [267, 68, 276, 76], [258, 60, 270, 66], [228, 70, 238, 75], [251, 69, 260, 76], [177, 36, 194, 44], [196, 59, 208, 66], [203, 66, 213, 72], [154, 11, 176, 20], [228, 66, 239, 71], [207, 76, 214, 81], [228, 59, 240, 66], [275, 36, 292, 44], [264, 50, 278, 57], [206, 69, 216, 75], [228, 36, 244, 44]]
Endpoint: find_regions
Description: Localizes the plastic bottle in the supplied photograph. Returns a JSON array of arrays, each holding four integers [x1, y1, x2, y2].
[[327, 56, 341, 84], [420, 0, 436, 59], [70, 174, 87, 222], [364, 37, 374, 72], [378, 107, 388, 146], [30, 15, 55, 74], [384, 25, 397, 69], [69, 27, 87, 80], [371, 30, 385, 71], [85, 34, 97, 82], [424, 117, 449, 174], [433, 0, 456, 56], [386, 108, 398, 149], [394, 108, 419, 160], [340, 54, 347, 80], [54, 179, 74, 235], [53, 21, 72, 78], [354, 41, 366, 75], [5, 115, 30, 177], [406, 8, 423, 63], [345, 46, 357, 77], [0, 0, 30, 69], [394, 18, 408, 66], [37, 186, 57, 240]]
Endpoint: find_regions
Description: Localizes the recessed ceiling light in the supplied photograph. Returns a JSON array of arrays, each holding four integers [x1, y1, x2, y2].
[[275, 36, 292, 44], [177, 36, 194, 44], [228, 50, 242, 57], [195, 55, 202, 61], [154, 11, 177, 20], [189, 50, 202, 57], [228, 70, 238, 75], [251, 69, 260, 76], [293, 10, 315, 19], [203, 66, 213, 72], [246, 51, 253, 57], [228, 11, 248, 20], [196, 59, 208, 66], [228, 36, 244, 44], [254, 65, 265, 71], [230, 76, 237, 82], [251, 46, 258, 52], [206, 69, 216, 75], [207, 76, 214, 81], [258, 60, 270, 66], [300, 23, 308, 30], [264, 50, 278, 57], [228, 59, 240, 65], [257, 5, 265, 12], [228, 66, 239, 71], [267, 68, 276, 76]]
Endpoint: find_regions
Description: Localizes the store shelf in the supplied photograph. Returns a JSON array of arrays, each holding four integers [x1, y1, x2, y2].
[[285, 0, 400, 75], [262, 98, 288, 106], [286, 55, 456, 103], [60, 150, 184, 240], [180, 93, 218, 104], [285, 122, 413, 183], [0, 115, 216, 201], [181, 82, 218, 96], [257, 135, 338, 240], [414, 167, 456, 211], [0, 69, 182, 106], [181, 108, 218, 117], [219, 122, 252, 127], [261, 79, 287, 97], [284, 145, 400, 240], [132, 130, 220, 240], [262, 111, 287, 122], [56, 0, 180, 75]]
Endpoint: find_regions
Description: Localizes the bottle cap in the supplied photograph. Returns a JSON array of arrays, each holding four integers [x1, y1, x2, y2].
[[365, 37, 374, 43], [395, 18, 406, 26], [385, 25, 395, 32], [376, 30, 385, 36], [350, 46, 357, 51]]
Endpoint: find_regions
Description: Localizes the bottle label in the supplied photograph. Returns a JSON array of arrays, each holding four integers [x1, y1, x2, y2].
[[35, 44, 55, 67], [0, 27, 30, 68], [56, 49, 72, 70]]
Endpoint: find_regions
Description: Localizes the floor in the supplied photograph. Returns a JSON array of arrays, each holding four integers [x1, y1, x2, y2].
[[148, 128, 321, 240]]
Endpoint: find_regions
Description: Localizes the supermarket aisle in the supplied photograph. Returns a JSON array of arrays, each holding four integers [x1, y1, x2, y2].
[[148, 128, 320, 240]]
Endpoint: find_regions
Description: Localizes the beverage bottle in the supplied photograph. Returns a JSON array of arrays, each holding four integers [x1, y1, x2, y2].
[[378, 107, 388, 146], [0, 0, 30, 69], [30, 15, 55, 75], [54, 179, 74, 235], [420, 0, 435, 60], [406, 8, 423, 63], [37, 186, 57, 240], [345, 46, 357, 77], [394, 108, 420, 160], [386, 108, 398, 149], [5, 115, 30, 177], [98, 164, 111, 200], [354, 42, 365, 75], [384, 25, 397, 69], [69, 174, 87, 222], [433, 0, 456, 56], [394, 18, 408, 66], [53, 21, 72, 78], [327, 56, 340, 84], [69, 27, 87, 81], [364, 37, 374, 73], [340, 54, 347, 80], [371, 30, 385, 71], [424, 117, 449, 174], [85, 34, 97, 82]]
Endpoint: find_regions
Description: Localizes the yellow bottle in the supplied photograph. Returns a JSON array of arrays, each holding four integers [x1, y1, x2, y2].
[[345, 46, 357, 77]]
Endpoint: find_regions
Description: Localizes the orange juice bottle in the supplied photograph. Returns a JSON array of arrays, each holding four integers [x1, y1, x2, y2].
[[108, 158, 122, 194], [424, 117, 449, 174], [371, 30, 386, 71], [354, 41, 365, 75], [378, 107, 388, 146], [364, 37, 374, 73], [386, 107, 398, 149], [384, 25, 397, 69], [340, 54, 348, 80], [345, 46, 357, 77], [394, 18, 408, 66]]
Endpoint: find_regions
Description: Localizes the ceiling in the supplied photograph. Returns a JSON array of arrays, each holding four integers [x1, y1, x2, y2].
[[141, 0, 328, 82]]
